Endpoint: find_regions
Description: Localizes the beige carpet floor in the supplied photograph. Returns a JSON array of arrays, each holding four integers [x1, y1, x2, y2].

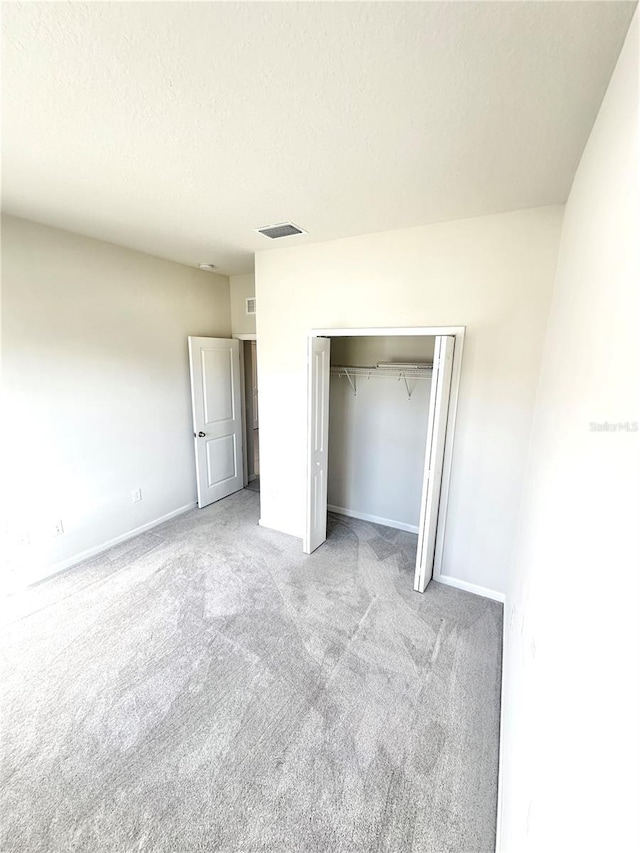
[[1, 489, 503, 852]]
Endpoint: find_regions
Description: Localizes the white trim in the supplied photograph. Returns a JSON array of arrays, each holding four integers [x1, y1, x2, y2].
[[38, 502, 197, 581], [311, 326, 465, 337], [435, 573, 506, 603], [234, 333, 257, 486], [237, 339, 249, 486], [328, 504, 419, 534]]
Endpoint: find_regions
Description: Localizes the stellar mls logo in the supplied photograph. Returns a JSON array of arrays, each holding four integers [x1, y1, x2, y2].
[[589, 421, 638, 432]]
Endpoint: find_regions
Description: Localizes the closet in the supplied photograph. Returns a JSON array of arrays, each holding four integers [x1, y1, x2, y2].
[[327, 336, 434, 534], [304, 328, 460, 592]]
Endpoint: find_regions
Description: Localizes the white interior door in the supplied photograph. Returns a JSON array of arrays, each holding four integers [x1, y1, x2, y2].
[[414, 335, 455, 592], [188, 336, 244, 508], [304, 336, 331, 554]]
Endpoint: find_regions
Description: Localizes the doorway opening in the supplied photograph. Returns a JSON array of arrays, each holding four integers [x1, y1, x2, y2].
[[242, 339, 260, 493], [187, 334, 260, 511], [304, 327, 464, 592]]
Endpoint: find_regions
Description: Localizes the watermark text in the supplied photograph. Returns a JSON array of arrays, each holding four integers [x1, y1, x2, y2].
[[589, 421, 638, 432]]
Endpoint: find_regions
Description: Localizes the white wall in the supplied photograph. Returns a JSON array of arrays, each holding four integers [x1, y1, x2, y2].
[[230, 273, 256, 335], [330, 335, 435, 367], [1, 215, 231, 588], [328, 336, 433, 530], [498, 14, 639, 853], [255, 205, 563, 595]]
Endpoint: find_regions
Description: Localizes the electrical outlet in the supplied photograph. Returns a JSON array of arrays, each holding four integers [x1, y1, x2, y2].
[[131, 488, 142, 503], [52, 520, 64, 537]]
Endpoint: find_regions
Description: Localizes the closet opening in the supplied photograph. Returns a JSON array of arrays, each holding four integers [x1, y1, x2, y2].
[[304, 327, 464, 592], [242, 339, 260, 492]]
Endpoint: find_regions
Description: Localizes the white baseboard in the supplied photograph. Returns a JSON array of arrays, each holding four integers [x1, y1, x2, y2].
[[42, 502, 198, 581], [435, 573, 505, 603], [327, 504, 419, 534]]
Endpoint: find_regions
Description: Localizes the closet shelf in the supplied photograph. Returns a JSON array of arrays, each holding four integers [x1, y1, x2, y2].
[[330, 364, 433, 400]]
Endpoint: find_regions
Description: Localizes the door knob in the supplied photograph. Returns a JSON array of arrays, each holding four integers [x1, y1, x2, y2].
[[197, 431, 206, 437]]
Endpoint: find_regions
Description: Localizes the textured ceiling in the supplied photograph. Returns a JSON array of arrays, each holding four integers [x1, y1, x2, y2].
[[1, 1, 636, 274]]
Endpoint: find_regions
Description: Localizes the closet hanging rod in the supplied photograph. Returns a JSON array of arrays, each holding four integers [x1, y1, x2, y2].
[[330, 364, 433, 377], [330, 364, 433, 400]]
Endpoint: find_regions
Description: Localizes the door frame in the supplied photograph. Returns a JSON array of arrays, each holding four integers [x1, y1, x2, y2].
[[306, 325, 465, 584], [233, 334, 257, 487]]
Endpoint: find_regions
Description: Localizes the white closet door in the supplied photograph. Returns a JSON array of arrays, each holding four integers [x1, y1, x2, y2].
[[304, 336, 331, 554], [414, 335, 455, 592], [188, 336, 244, 509]]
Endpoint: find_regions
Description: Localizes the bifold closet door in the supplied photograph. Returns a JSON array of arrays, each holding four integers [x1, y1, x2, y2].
[[414, 335, 455, 592], [304, 336, 331, 554]]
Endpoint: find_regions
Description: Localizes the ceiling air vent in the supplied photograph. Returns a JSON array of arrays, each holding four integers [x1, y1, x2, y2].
[[255, 222, 306, 239], [246, 297, 257, 315]]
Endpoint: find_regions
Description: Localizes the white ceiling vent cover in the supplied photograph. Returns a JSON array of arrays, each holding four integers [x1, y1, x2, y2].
[[255, 222, 306, 239], [246, 297, 257, 315]]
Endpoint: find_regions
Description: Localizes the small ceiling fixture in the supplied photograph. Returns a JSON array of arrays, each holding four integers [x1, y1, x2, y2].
[[255, 222, 306, 239], [198, 263, 217, 272]]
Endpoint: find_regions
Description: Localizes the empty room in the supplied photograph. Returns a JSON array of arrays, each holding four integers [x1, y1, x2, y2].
[[1, 3, 638, 852]]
